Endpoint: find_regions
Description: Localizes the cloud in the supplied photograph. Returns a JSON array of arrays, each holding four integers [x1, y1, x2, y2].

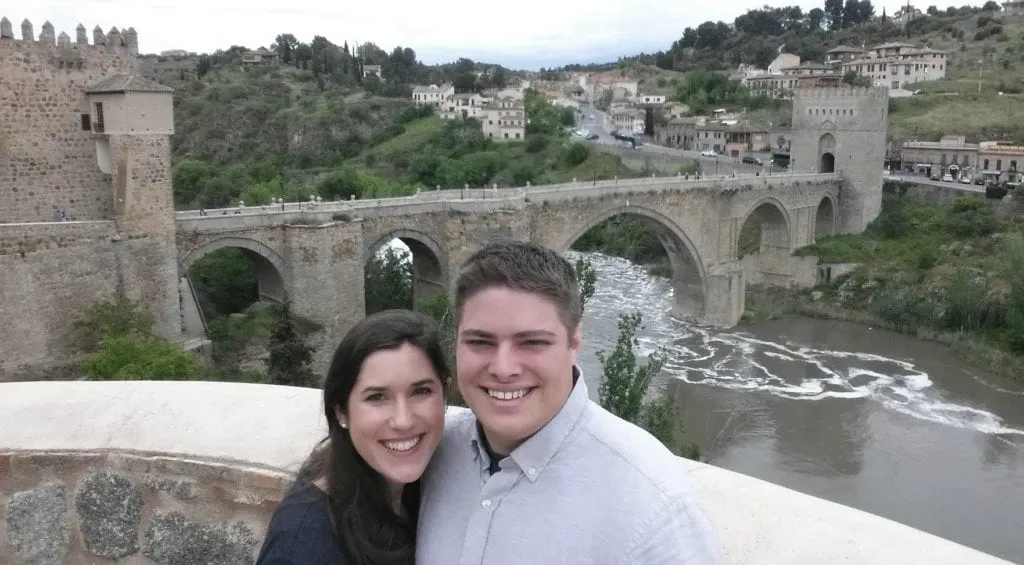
[[21, 0, 976, 70]]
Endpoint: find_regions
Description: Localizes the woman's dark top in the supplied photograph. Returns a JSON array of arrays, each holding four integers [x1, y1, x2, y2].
[[256, 483, 349, 565]]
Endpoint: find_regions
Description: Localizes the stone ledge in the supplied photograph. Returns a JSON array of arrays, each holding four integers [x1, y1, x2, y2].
[[0, 380, 1016, 565]]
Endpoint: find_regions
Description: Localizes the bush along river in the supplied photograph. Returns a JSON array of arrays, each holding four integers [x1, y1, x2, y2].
[[569, 251, 1024, 563]]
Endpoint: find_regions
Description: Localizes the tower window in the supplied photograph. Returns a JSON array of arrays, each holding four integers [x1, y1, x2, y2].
[[94, 102, 105, 133], [80, 113, 91, 131]]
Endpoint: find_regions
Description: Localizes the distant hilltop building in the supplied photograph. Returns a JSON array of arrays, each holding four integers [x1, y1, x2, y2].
[[410, 86, 526, 141], [743, 41, 946, 98], [1003, 0, 1023, 14]]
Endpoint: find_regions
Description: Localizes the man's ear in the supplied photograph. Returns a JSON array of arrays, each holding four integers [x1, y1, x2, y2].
[[334, 405, 348, 429], [569, 322, 583, 363]]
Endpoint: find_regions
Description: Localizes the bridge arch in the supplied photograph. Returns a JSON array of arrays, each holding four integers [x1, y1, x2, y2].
[[738, 196, 793, 258], [180, 237, 288, 303], [558, 206, 708, 321], [364, 229, 448, 305], [814, 194, 837, 241]]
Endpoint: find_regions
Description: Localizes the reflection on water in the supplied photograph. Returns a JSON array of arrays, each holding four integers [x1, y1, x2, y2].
[[570, 251, 1024, 563]]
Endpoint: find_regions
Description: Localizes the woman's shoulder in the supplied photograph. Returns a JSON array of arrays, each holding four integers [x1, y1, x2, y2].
[[255, 483, 349, 565]]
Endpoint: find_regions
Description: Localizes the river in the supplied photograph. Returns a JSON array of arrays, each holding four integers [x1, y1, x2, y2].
[[570, 251, 1024, 564]]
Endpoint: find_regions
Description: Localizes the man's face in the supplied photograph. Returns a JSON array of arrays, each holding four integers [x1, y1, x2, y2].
[[456, 286, 581, 455]]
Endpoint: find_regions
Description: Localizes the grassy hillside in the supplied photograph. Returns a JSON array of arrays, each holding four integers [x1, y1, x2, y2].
[[754, 184, 1024, 380]]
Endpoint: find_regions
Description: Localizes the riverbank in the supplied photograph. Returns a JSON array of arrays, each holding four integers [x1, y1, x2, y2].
[[742, 285, 1024, 383]]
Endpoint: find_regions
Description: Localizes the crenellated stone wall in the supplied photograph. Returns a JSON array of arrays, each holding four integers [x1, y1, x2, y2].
[[0, 17, 140, 224]]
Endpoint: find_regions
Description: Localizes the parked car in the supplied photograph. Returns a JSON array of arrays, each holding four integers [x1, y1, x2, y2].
[[959, 176, 972, 184], [701, 149, 716, 157], [942, 174, 954, 182], [587, 133, 599, 140], [742, 156, 763, 166]]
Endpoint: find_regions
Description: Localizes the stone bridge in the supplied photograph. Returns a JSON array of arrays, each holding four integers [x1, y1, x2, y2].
[[174, 172, 844, 352]]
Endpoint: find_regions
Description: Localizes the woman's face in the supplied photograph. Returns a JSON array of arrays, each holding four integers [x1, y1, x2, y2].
[[341, 342, 445, 487]]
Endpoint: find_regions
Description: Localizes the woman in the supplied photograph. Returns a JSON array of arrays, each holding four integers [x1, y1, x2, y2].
[[256, 309, 450, 565]]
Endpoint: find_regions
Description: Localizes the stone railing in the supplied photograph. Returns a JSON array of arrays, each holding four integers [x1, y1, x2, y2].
[[172, 172, 841, 233], [3, 380, 1008, 565]]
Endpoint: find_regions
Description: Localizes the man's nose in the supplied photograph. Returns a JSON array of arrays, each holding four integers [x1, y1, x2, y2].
[[490, 342, 521, 379]]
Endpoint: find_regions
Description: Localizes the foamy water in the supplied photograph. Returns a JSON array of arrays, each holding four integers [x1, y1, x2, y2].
[[569, 251, 1024, 439]]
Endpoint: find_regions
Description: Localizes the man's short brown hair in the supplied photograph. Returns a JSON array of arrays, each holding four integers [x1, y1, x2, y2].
[[453, 241, 582, 335]]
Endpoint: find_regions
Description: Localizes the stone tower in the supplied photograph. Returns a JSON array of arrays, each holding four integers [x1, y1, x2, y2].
[[0, 19, 182, 381], [789, 87, 889, 234]]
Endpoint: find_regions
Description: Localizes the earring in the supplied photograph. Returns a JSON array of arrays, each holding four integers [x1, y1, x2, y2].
[[340, 420, 348, 429]]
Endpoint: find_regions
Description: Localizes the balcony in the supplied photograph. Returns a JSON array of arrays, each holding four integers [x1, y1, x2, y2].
[[0, 381, 1013, 565]]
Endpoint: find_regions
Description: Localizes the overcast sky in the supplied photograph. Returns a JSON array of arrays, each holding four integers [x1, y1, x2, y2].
[[25, 0, 977, 69]]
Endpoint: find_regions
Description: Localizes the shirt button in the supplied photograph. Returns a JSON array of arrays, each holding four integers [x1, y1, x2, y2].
[[527, 468, 537, 477], [481, 499, 492, 509]]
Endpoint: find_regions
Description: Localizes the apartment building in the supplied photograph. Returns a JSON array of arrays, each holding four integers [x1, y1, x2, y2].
[[482, 97, 526, 141], [412, 84, 455, 107], [606, 102, 645, 135], [900, 135, 1021, 180], [841, 42, 946, 89], [440, 93, 490, 120], [694, 122, 770, 157], [824, 46, 866, 71]]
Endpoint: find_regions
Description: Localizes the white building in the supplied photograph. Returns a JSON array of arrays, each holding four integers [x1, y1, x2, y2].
[[412, 84, 455, 107]]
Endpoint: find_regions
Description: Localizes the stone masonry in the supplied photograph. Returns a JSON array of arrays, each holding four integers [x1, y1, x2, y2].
[[0, 19, 182, 382], [175, 172, 844, 374], [0, 451, 284, 565], [0, 19, 138, 223]]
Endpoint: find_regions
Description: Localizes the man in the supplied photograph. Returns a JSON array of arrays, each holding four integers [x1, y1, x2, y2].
[[417, 241, 724, 565]]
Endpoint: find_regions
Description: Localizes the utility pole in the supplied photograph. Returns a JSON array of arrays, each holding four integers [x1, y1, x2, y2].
[[978, 59, 984, 94]]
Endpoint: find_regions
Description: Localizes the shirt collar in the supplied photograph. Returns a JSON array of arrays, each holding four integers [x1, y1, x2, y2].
[[468, 366, 590, 482]]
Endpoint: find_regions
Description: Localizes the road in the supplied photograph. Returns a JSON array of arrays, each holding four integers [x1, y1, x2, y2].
[[888, 174, 984, 193], [574, 104, 766, 175]]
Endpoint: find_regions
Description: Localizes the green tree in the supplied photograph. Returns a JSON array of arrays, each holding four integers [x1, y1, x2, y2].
[[596, 312, 699, 460], [74, 296, 156, 351], [575, 257, 597, 308], [266, 301, 317, 387], [365, 246, 413, 313], [84, 334, 198, 380], [189, 248, 258, 316], [842, 71, 872, 87], [77, 297, 198, 381]]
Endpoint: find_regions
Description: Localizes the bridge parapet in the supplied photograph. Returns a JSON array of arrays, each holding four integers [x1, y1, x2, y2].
[[174, 172, 841, 232]]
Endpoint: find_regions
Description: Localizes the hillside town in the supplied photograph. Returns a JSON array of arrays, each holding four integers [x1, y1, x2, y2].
[[401, 31, 1019, 187]]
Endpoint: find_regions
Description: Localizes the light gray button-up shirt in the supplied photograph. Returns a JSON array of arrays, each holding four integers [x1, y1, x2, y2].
[[417, 374, 725, 565]]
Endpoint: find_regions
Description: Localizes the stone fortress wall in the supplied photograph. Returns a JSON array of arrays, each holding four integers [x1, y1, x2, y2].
[[0, 18, 139, 223], [0, 18, 182, 382]]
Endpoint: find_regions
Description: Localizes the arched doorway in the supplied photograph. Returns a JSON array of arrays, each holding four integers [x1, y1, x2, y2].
[[817, 133, 837, 173], [737, 200, 792, 287], [364, 231, 446, 313], [561, 207, 706, 321], [814, 196, 836, 241]]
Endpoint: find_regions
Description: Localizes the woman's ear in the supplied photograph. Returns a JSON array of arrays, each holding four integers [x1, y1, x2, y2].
[[334, 405, 348, 429]]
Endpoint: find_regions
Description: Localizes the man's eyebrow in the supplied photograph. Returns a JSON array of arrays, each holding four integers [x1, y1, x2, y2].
[[458, 329, 557, 338]]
